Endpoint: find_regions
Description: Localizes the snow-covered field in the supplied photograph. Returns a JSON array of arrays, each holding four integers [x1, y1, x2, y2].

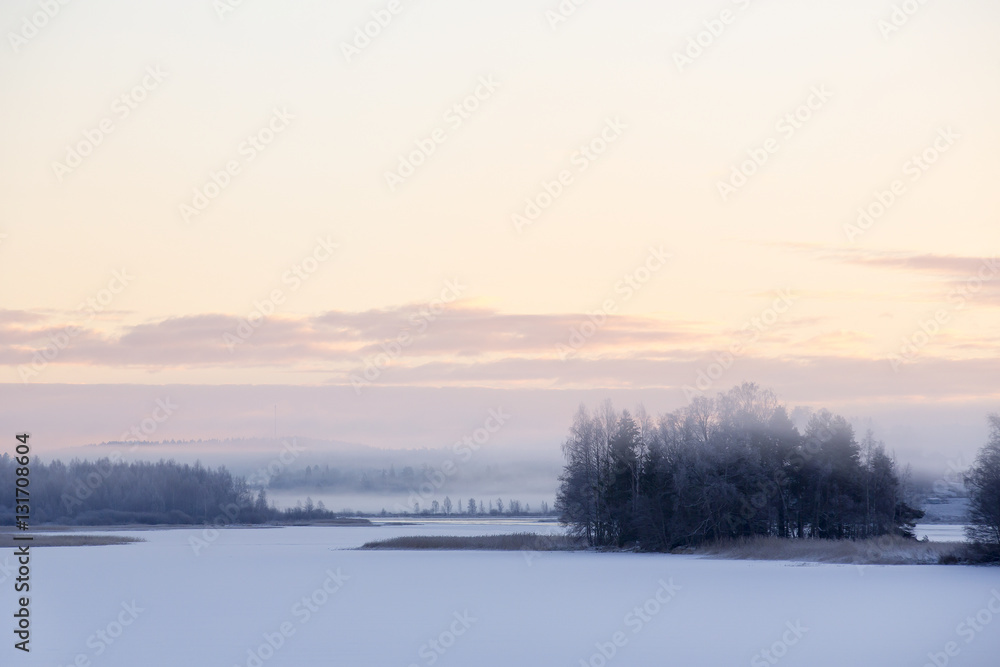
[[5, 521, 999, 666]]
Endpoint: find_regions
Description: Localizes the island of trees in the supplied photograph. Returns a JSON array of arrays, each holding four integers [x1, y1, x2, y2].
[[556, 383, 928, 550]]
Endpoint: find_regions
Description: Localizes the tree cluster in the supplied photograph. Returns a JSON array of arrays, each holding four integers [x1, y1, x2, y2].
[[557, 383, 922, 549], [407, 497, 548, 516], [0, 457, 265, 525]]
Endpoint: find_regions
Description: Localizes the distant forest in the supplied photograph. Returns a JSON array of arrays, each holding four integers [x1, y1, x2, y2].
[[557, 383, 926, 549], [0, 458, 270, 525], [0, 456, 548, 525]]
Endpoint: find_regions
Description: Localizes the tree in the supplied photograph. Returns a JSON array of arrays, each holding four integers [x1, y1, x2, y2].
[[557, 405, 599, 543], [431, 500, 440, 514], [467, 498, 477, 515], [966, 415, 1000, 545], [254, 489, 268, 513], [443, 497, 453, 515], [556, 385, 922, 550]]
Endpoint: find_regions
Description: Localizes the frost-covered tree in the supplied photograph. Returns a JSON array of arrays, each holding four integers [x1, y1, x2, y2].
[[556, 383, 923, 549], [966, 415, 1000, 545]]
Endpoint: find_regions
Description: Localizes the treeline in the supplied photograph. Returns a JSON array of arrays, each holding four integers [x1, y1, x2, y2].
[[557, 383, 923, 549], [0, 455, 554, 525], [404, 498, 551, 516], [0, 457, 274, 526]]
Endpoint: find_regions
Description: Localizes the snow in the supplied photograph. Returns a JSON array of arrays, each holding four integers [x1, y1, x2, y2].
[[5, 521, 999, 667]]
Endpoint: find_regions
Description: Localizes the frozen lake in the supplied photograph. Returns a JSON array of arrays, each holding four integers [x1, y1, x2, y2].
[[915, 524, 968, 543], [4, 521, 999, 666]]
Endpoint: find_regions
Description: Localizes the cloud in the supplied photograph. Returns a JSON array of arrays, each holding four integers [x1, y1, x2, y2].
[[3, 296, 999, 394], [1, 305, 713, 372]]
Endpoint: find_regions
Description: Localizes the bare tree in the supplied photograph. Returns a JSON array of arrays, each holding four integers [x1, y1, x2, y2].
[[966, 415, 1000, 545]]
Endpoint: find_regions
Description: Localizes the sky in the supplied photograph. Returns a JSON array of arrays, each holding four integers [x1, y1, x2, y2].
[[1, 0, 998, 471]]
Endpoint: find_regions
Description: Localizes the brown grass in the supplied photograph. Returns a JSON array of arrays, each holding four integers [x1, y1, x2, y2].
[[688, 535, 963, 565], [361, 533, 582, 551], [0, 533, 145, 548]]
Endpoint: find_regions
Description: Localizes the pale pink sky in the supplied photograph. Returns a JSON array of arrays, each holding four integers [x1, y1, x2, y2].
[[1, 0, 998, 468]]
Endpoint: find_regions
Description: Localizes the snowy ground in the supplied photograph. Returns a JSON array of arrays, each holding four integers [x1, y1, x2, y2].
[[4, 521, 999, 666]]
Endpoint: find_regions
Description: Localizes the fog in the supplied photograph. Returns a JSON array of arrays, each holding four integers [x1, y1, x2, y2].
[[4, 384, 993, 487], [45, 436, 563, 515]]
